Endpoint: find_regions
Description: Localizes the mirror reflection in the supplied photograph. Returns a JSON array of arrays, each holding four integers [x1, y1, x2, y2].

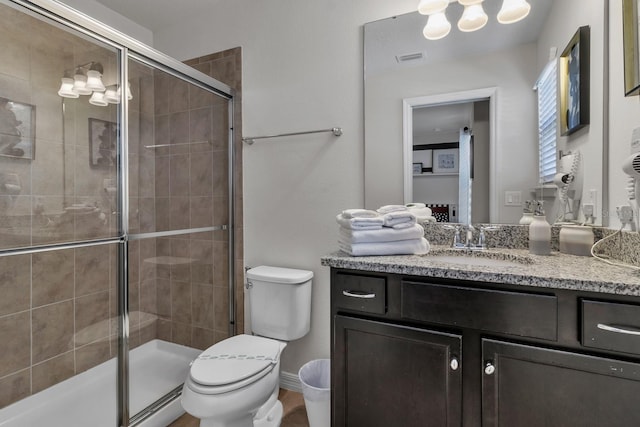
[[364, 0, 606, 225]]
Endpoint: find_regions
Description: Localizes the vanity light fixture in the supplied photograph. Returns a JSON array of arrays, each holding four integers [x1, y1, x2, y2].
[[419, 0, 531, 40], [58, 61, 131, 106], [497, 0, 531, 24]]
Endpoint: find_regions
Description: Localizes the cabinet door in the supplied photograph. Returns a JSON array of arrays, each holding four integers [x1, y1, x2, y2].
[[482, 339, 640, 427], [333, 315, 462, 427]]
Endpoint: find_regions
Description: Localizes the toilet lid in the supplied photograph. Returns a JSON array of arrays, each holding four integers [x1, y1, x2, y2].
[[190, 334, 282, 386]]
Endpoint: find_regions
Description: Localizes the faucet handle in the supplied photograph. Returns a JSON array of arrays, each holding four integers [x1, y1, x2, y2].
[[478, 225, 500, 248]]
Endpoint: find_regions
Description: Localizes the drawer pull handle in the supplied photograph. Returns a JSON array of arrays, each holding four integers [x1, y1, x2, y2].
[[597, 323, 640, 336], [484, 361, 495, 375], [342, 290, 376, 299], [450, 357, 459, 371]]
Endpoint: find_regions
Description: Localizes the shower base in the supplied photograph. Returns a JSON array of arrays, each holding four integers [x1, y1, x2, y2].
[[0, 339, 201, 427]]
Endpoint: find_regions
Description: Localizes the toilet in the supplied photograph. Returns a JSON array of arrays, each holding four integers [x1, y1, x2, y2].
[[181, 265, 313, 427]]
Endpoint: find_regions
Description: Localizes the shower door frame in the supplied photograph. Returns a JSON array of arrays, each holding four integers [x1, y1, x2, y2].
[[3, 1, 237, 426]]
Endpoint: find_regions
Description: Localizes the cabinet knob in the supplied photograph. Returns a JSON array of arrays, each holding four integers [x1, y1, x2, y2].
[[450, 357, 459, 371], [484, 361, 495, 375]]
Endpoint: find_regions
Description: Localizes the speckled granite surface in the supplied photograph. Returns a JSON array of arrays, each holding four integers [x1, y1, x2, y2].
[[321, 245, 640, 296]]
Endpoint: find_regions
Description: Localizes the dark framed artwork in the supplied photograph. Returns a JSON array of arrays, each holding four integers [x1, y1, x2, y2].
[[0, 97, 35, 159], [89, 118, 117, 168], [623, 0, 640, 96], [559, 26, 590, 136]]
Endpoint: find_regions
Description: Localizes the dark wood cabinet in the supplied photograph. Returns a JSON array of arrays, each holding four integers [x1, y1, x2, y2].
[[334, 315, 462, 427], [482, 339, 640, 427], [330, 268, 640, 427]]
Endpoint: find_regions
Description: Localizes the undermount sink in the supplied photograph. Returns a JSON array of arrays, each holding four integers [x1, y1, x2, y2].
[[423, 250, 534, 268]]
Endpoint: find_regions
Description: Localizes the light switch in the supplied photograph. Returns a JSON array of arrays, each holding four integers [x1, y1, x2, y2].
[[504, 191, 522, 207]]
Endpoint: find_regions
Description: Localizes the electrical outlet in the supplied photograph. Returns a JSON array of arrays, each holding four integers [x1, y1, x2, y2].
[[583, 203, 594, 218]]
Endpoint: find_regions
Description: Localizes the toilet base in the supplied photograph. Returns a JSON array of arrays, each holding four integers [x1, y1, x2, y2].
[[197, 396, 283, 427]]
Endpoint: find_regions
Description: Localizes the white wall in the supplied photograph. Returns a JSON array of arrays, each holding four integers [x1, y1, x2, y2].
[[536, 0, 605, 224], [56, 0, 153, 46], [610, 0, 640, 228]]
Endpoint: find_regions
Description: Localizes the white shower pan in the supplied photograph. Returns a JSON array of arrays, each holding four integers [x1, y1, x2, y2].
[[0, 339, 200, 427]]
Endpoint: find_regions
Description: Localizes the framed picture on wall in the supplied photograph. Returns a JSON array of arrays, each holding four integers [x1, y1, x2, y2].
[[559, 26, 590, 136], [432, 148, 459, 174], [89, 118, 117, 168], [623, 0, 640, 96], [0, 97, 35, 160], [412, 162, 423, 174]]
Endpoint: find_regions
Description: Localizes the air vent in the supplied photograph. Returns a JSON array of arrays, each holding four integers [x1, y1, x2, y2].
[[395, 52, 424, 63]]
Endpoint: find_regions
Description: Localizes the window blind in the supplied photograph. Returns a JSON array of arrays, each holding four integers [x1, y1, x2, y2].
[[535, 59, 558, 184]]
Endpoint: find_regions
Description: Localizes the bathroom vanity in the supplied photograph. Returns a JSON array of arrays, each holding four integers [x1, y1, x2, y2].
[[322, 249, 640, 427]]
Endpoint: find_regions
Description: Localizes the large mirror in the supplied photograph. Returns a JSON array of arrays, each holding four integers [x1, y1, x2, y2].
[[364, 0, 607, 225]]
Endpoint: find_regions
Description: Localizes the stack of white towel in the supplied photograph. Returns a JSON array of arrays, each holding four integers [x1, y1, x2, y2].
[[336, 205, 430, 256]]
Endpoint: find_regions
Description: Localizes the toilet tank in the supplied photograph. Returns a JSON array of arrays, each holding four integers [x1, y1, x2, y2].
[[246, 265, 313, 341]]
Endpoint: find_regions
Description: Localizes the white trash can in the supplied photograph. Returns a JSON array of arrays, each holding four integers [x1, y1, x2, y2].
[[298, 359, 330, 427]]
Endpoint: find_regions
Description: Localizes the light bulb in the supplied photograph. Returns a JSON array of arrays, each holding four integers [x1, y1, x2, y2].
[[458, 3, 488, 32], [58, 77, 79, 98], [104, 85, 120, 104], [418, 0, 448, 15], [89, 91, 108, 106], [73, 71, 92, 96], [423, 12, 451, 40], [86, 70, 105, 92], [497, 0, 531, 24]]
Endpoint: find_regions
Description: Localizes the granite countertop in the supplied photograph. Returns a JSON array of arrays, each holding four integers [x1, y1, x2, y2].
[[321, 246, 640, 296]]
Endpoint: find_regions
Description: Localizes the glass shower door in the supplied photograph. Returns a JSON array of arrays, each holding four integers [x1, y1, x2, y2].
[[0, 1, 122, 425], [126, 56, 232, 425]]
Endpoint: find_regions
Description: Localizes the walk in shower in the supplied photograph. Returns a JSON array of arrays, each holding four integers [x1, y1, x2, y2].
[[0, 1, 238, 426]]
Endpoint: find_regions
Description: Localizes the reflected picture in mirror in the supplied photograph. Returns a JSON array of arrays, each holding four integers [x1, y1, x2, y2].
[[0, 97, 35, 160]]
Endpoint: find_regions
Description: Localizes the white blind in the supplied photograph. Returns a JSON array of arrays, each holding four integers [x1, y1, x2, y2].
[[535, 59, 558, 183]]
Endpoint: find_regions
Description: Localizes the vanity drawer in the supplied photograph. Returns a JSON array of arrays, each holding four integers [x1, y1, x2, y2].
[[401, 281, 557, 340], [334, 273, 386, 315], [582, 300, 640, 355]]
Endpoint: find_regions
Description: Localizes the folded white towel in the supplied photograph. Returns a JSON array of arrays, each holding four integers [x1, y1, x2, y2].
[[377, 205, 408, 214], [339, 224, 424, 244], [336, 214, 384, 230], [341, 209, 379, 219], [405, 202, 426, 209], [338, 237, 430, 257], [407, 207, 433, 221], [382, 211, 416, 228]]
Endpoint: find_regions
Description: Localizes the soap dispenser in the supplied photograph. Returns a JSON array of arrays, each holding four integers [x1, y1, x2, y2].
[[529, 201, 551, 255], [519, 200, 535, 225]]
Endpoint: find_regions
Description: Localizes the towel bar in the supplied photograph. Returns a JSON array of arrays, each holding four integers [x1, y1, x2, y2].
[[243, 127, 342, 145]]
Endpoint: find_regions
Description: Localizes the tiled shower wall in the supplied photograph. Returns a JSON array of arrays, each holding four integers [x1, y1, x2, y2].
[[126, 47, 244, 352], [0, 4, 120, 409], [0, 2, 242, 410]]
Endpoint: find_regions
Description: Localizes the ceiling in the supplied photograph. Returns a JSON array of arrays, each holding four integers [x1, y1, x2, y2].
[[93, 0, 221, 31]]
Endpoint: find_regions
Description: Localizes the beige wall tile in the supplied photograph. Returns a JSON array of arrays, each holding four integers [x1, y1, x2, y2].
[[0, 369, 30, 409], [76, 339, 111, 374], [171, 281, 192, 324], [75, 291, 110, 347], [0, 254, 30, 316], [192, 284, 213, 329], [32, 249, 73, 308], [191, 326, 214, 351], [75, 245, 111, 297], [32, 351, 74, 393], [0, 311, 30, 377], [32, 300, 73, 364], [190, 153, 213, 197]]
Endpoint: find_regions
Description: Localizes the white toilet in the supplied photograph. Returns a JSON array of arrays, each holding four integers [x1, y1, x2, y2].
[[181, 265, 313, 427]]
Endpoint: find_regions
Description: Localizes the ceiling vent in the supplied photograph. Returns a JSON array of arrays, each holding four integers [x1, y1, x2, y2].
[[395, 52, 424, 63]]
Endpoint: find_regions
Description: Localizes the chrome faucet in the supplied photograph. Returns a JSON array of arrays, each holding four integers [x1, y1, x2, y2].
[[450, 224, 499, 250]]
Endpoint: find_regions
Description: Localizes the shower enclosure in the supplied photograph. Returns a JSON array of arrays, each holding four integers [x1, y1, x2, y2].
[[0, 1, 237, 426]]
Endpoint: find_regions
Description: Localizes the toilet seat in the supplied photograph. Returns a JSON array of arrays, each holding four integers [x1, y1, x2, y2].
[[188, 334, 283, 395]]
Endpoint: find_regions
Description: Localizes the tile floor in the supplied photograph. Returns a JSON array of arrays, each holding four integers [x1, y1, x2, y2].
[[168, 389, 309, 427]]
